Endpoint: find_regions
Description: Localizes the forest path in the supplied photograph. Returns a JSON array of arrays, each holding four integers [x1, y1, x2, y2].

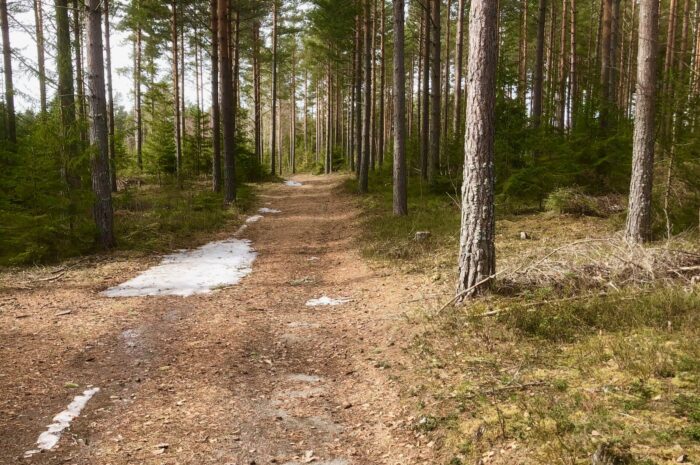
[[0, 175, 432, 465]]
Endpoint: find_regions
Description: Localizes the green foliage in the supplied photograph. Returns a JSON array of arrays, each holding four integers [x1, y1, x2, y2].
[[498, 288, 700, 343], [545, 186, 603, 216]]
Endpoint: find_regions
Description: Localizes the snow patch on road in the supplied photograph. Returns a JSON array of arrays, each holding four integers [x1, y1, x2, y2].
[[246, 215, 263, 223], [102, 239, 257, 297], [305, 296, 351, 307], [24, 387, 100, 457], [284, 180, 303, 187], [258, 207, 281, 214]]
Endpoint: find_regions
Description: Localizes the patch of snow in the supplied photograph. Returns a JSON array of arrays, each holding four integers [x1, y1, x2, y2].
[[306, 256, 320, 261], [284, 180, 303, 187], [102, 238, 257, 297], [305, 296, 352, 307], [246, 215, 263, 223], [258, 207, 281, 214], [25, 387, 100, 457]]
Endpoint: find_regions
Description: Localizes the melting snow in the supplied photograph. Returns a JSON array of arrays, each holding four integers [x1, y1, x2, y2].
[[284, 180, 303, 187], [103, 238, 257, 297], [246, 215, 263, 223], [305, 296, 352, 307], [258, 207, 281, 214], [25, 387, 100, 457]]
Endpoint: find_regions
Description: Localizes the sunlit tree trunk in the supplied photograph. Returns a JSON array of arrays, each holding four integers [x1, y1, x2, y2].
[[218, 0, 235, 202], [392, 0, 408, 216], [378, 0, 386, 166], [625, 0, 659, 243], [252, 19, 261, 170], [34, 0, 47, 114], [457, 0, 498, 299], [359, 0, 371, 192], [271, 0, 278, 175], [420, 1, 430, 179], [442, 0, 451, 145], [85, 0, 115, 249], [134, 14, 143, 171]]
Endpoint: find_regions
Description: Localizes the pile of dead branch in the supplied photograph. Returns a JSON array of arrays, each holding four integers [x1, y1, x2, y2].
[[500, 236, 700, 293]]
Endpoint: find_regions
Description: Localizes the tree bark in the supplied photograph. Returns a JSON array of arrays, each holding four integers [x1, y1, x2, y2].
[[219, 0, 236, 201], [0, 0, 15, 143], [354, 13, 363, 176], [171, 1, 182, 176], [518, 0, 529, 107], [453, 0, 466, 133], [104, 0, 117, 192], [625, 0, 659, 243], [85, 0, 115, 249], [359, 0, 372, 193], [392, 0, 408, 216], [271, 0, 278, 175], [134, 22, 143, 171], [252, 19, 262, 170], [378, 0, 386, 166], [73, 0, 87, 142], [420, 0, 430, 179], [211, 0, 221, 190], [569, 0, 577, 127], [533, 0, 546, 127], [291, 41, 297, 174], [457, 0, 498, 298], [429, 0, 441, 182], [442, 0, 451, 144], [556, 0, 568, 130], [34, 0, 47, 114], [56, 0, 76, 182]]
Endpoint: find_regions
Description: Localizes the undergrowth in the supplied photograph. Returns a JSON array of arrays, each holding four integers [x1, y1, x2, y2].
[[351, 169, 700, 464]]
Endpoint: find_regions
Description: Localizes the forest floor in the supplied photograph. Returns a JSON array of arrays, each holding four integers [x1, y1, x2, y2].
[[1, 174, 699, 465], [0, 175, 437, 465]]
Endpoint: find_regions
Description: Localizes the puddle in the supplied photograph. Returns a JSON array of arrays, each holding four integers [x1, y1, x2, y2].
[[305, 296, 351, 307], [103, 238, 257, 297], [25, 387, 100, 457], [258, 207, 281, 214], [284, 180, 303, 187]]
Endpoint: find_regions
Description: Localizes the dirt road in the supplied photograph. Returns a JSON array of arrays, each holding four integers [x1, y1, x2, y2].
[[0, 175, 434, 465]]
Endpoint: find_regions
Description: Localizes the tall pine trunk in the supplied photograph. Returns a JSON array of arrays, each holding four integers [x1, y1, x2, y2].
[[359, 0, 372, 193], [218, 0, 235, 201], [429, 0, 441, 182], [0, 0, 15, 143], [533, 0, 547, 127], [392, 0, 408, 216], [271, 0, 278, 175], [85, 0, 115, 249], [34, 0, 47, 114], [104, 0, 117, 192], [625, 0, 659, 243], [210, 0, 221, 191], [457, 0, 498, 298], [420, 1, 430, 180], [171, 2, 182, 177], [453, 0, 466, 133]]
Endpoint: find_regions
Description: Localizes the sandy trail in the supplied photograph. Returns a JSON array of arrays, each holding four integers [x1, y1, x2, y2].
[[0, 175, 433, 465]]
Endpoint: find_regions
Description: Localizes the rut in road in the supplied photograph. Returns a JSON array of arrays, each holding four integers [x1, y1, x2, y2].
[[0, 175, 433, 465]]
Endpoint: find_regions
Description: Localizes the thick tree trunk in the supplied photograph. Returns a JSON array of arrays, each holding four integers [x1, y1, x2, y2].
[[625, 0, 659, 243], [34, 0, 47, 114], [271, 0, 278, 175], [453, 0, 466, 133], [104, 0, 117, 192], [359, 0, 372, 193], [457, 0, 498, 299], [533, 0, 546, 127], [211, 0, 221, 191], [392, 0, 408, 216], [0, 0, 15, 143], [85, 0, 115, 249], [218, 0, 236, 202], [429, 0, 441, 182]]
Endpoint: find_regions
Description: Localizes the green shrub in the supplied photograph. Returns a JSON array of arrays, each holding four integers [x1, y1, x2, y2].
[[545, 186, 603, 216]]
